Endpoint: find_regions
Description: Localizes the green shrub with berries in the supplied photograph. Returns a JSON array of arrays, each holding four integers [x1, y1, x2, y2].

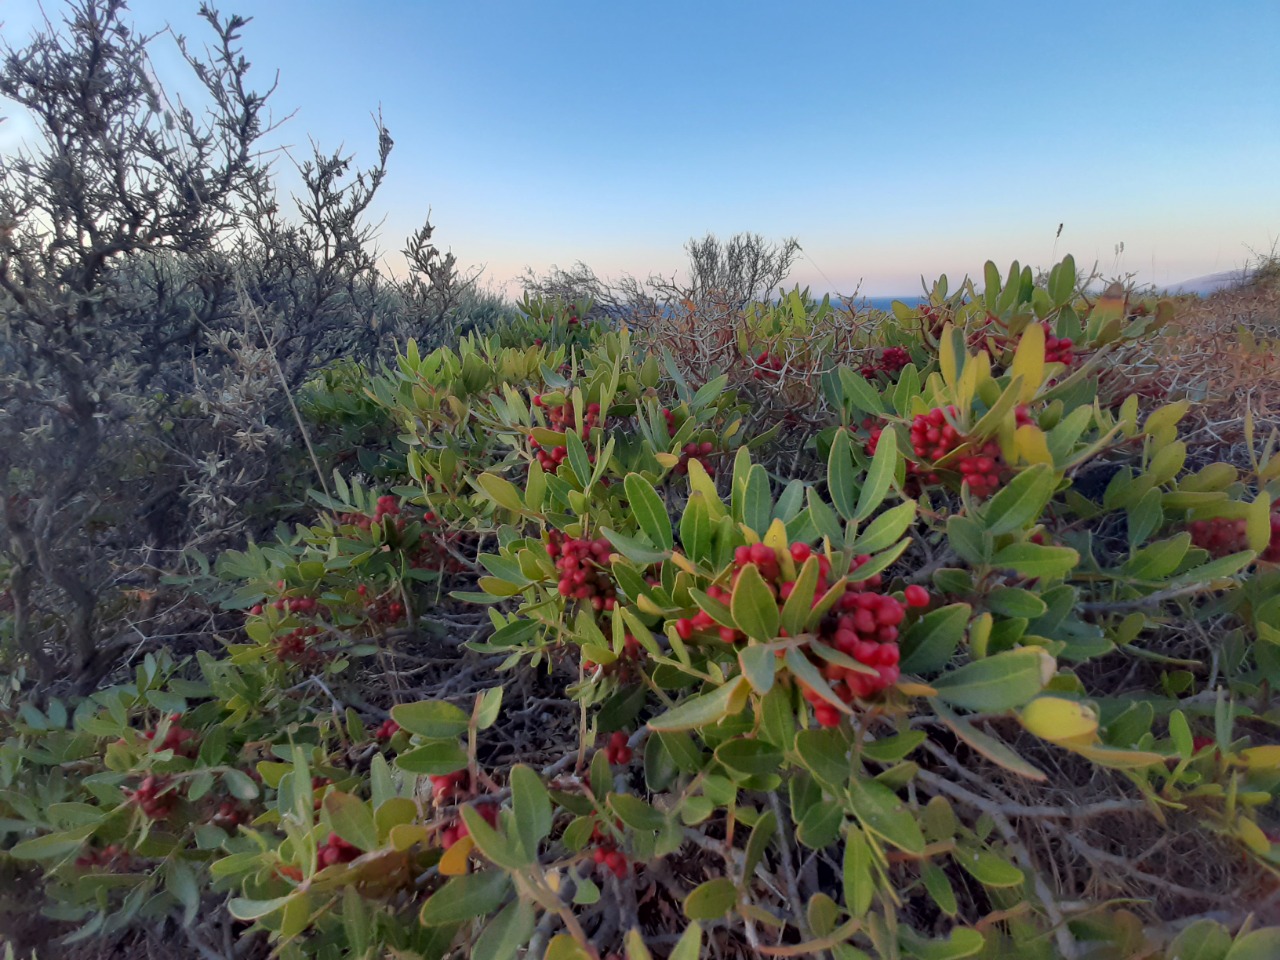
[[6, 259, 1280, 960]]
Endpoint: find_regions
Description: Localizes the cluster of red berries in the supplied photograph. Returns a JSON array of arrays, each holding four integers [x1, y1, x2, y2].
[[674, 440, 717, 477], [142, 714, 199, 758], [803, 583, 929, 727], [75, 844, 132, 871], [955, 441, 1005, 498], [603, 731, 633, 765], [1266, 514, 1280, 563], [675, 542, 928, 726], [336, 494, 401, 531], [408, 511, 467, 574], [439, 803, 499, 850], [1189, 517, 1248, 558], [529, 398, 604, 471], [919, 304, 947, 340], [1189, 513, 1280, 563], [860, 346, 912, 381], [126, 774, 178, 820], [547, 531, 618, 611], [1041, 323, 1075, 366], [252, 589, 323, 618], [660, 408, 677, 436], [901, 405, 1036, 499], [362, 587, 407, 625], [590, 820, 630, 879], [750, 350, 784, 381], [375, 718, 401, 743], [275, 624, 324, 665], [909, 406, 963, 462], [430, 769, 471, 804], [311, 776, 332, 811], [672, 542, 807, 644], [208, 798, 251, 831], [316, 832, 360, 868]]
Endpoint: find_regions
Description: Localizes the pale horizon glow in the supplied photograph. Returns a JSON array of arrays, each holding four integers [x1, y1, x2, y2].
[[2, 1, 1277, 297]]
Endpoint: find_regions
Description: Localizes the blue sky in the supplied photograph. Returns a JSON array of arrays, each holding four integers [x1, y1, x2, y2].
[[3, 0, 1278, 295]]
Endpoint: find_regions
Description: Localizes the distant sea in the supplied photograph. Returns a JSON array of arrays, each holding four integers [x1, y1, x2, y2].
[[846, 296, 922, 313]]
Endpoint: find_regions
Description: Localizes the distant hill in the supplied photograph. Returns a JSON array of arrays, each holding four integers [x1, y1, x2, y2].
[[1164, 269, 1249, 296]]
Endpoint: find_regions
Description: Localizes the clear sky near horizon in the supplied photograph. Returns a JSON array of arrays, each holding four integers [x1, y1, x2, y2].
[[2, 0, 1278, 296]]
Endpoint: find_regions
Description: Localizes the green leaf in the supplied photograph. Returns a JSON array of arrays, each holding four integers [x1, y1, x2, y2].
[[921, 862, 958, 916], [798, 799, 844, 848], [609, 793, 666, 831], [461, 806, 530, 871], [223, 768, 260, 801], [648, 677, 750, 732], [565, 429, 593, 489], [991, 542, 1079, 579], [228, 895, 295, 921], [1226, 929, 1280, 960], [744, 809, 777, 879], [742, 465, 773, 533], [509, 764, 551, 859], [391, 700, 470, 739], [394, 740, 468, 775], [680, 495, 712, 564], [827, 429, 859, 521], [669, 922, 703, 960], [853, 499, 917, 555], [9, 824, 97, 861], [714, 738, 783, 777], [472, 900, 536, 960], [849, 780, 924, 855], [837, 368, 886, 417], [981, 464, 1056, 535], [730, 563, 780, 642], [738, 643, 777, 695], [324, 790, 378, 852], [476, 686, 504, 729], [475, 474, 525, 513], [781, 556, 821, 636], [419, 871, 512, 926], [1167, 919, 1231, 960], [955, 847, 1024, 888], [854, 425, 897, 521], [842, 827, 874, 917], [985, 588, 1047, 619], [601, 527, 670, 565], [899, 603, 971, 674], [931, 648, 1050, 711], [624, 473, 673, 551], [898, 927, 985, 960], [684, 878, 737, 920]]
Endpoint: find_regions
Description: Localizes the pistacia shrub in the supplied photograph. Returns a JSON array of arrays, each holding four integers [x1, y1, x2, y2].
[[5, 262, 1280, 960]]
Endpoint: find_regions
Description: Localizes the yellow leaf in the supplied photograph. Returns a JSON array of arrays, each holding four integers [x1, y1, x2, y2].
[[1237, 817, 1271, 855], [635, 594, 667, 616], [686, 459, 726, 519], [669, 552, 698, 575], [939, 323, 960, 389], [388, 824, 431, 852], [764, 518, 793, 580], [438, 835, 474, 875], [1010, 321, 1045, 402], [1020, 696, 1099, 745], [655, 452, 680, 469], [1014, 424, 1054, 466], [1239, 746, 1280, 770]]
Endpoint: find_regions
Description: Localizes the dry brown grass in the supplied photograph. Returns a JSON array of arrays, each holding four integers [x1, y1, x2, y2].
[[1149, 270, 1280, 461]]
